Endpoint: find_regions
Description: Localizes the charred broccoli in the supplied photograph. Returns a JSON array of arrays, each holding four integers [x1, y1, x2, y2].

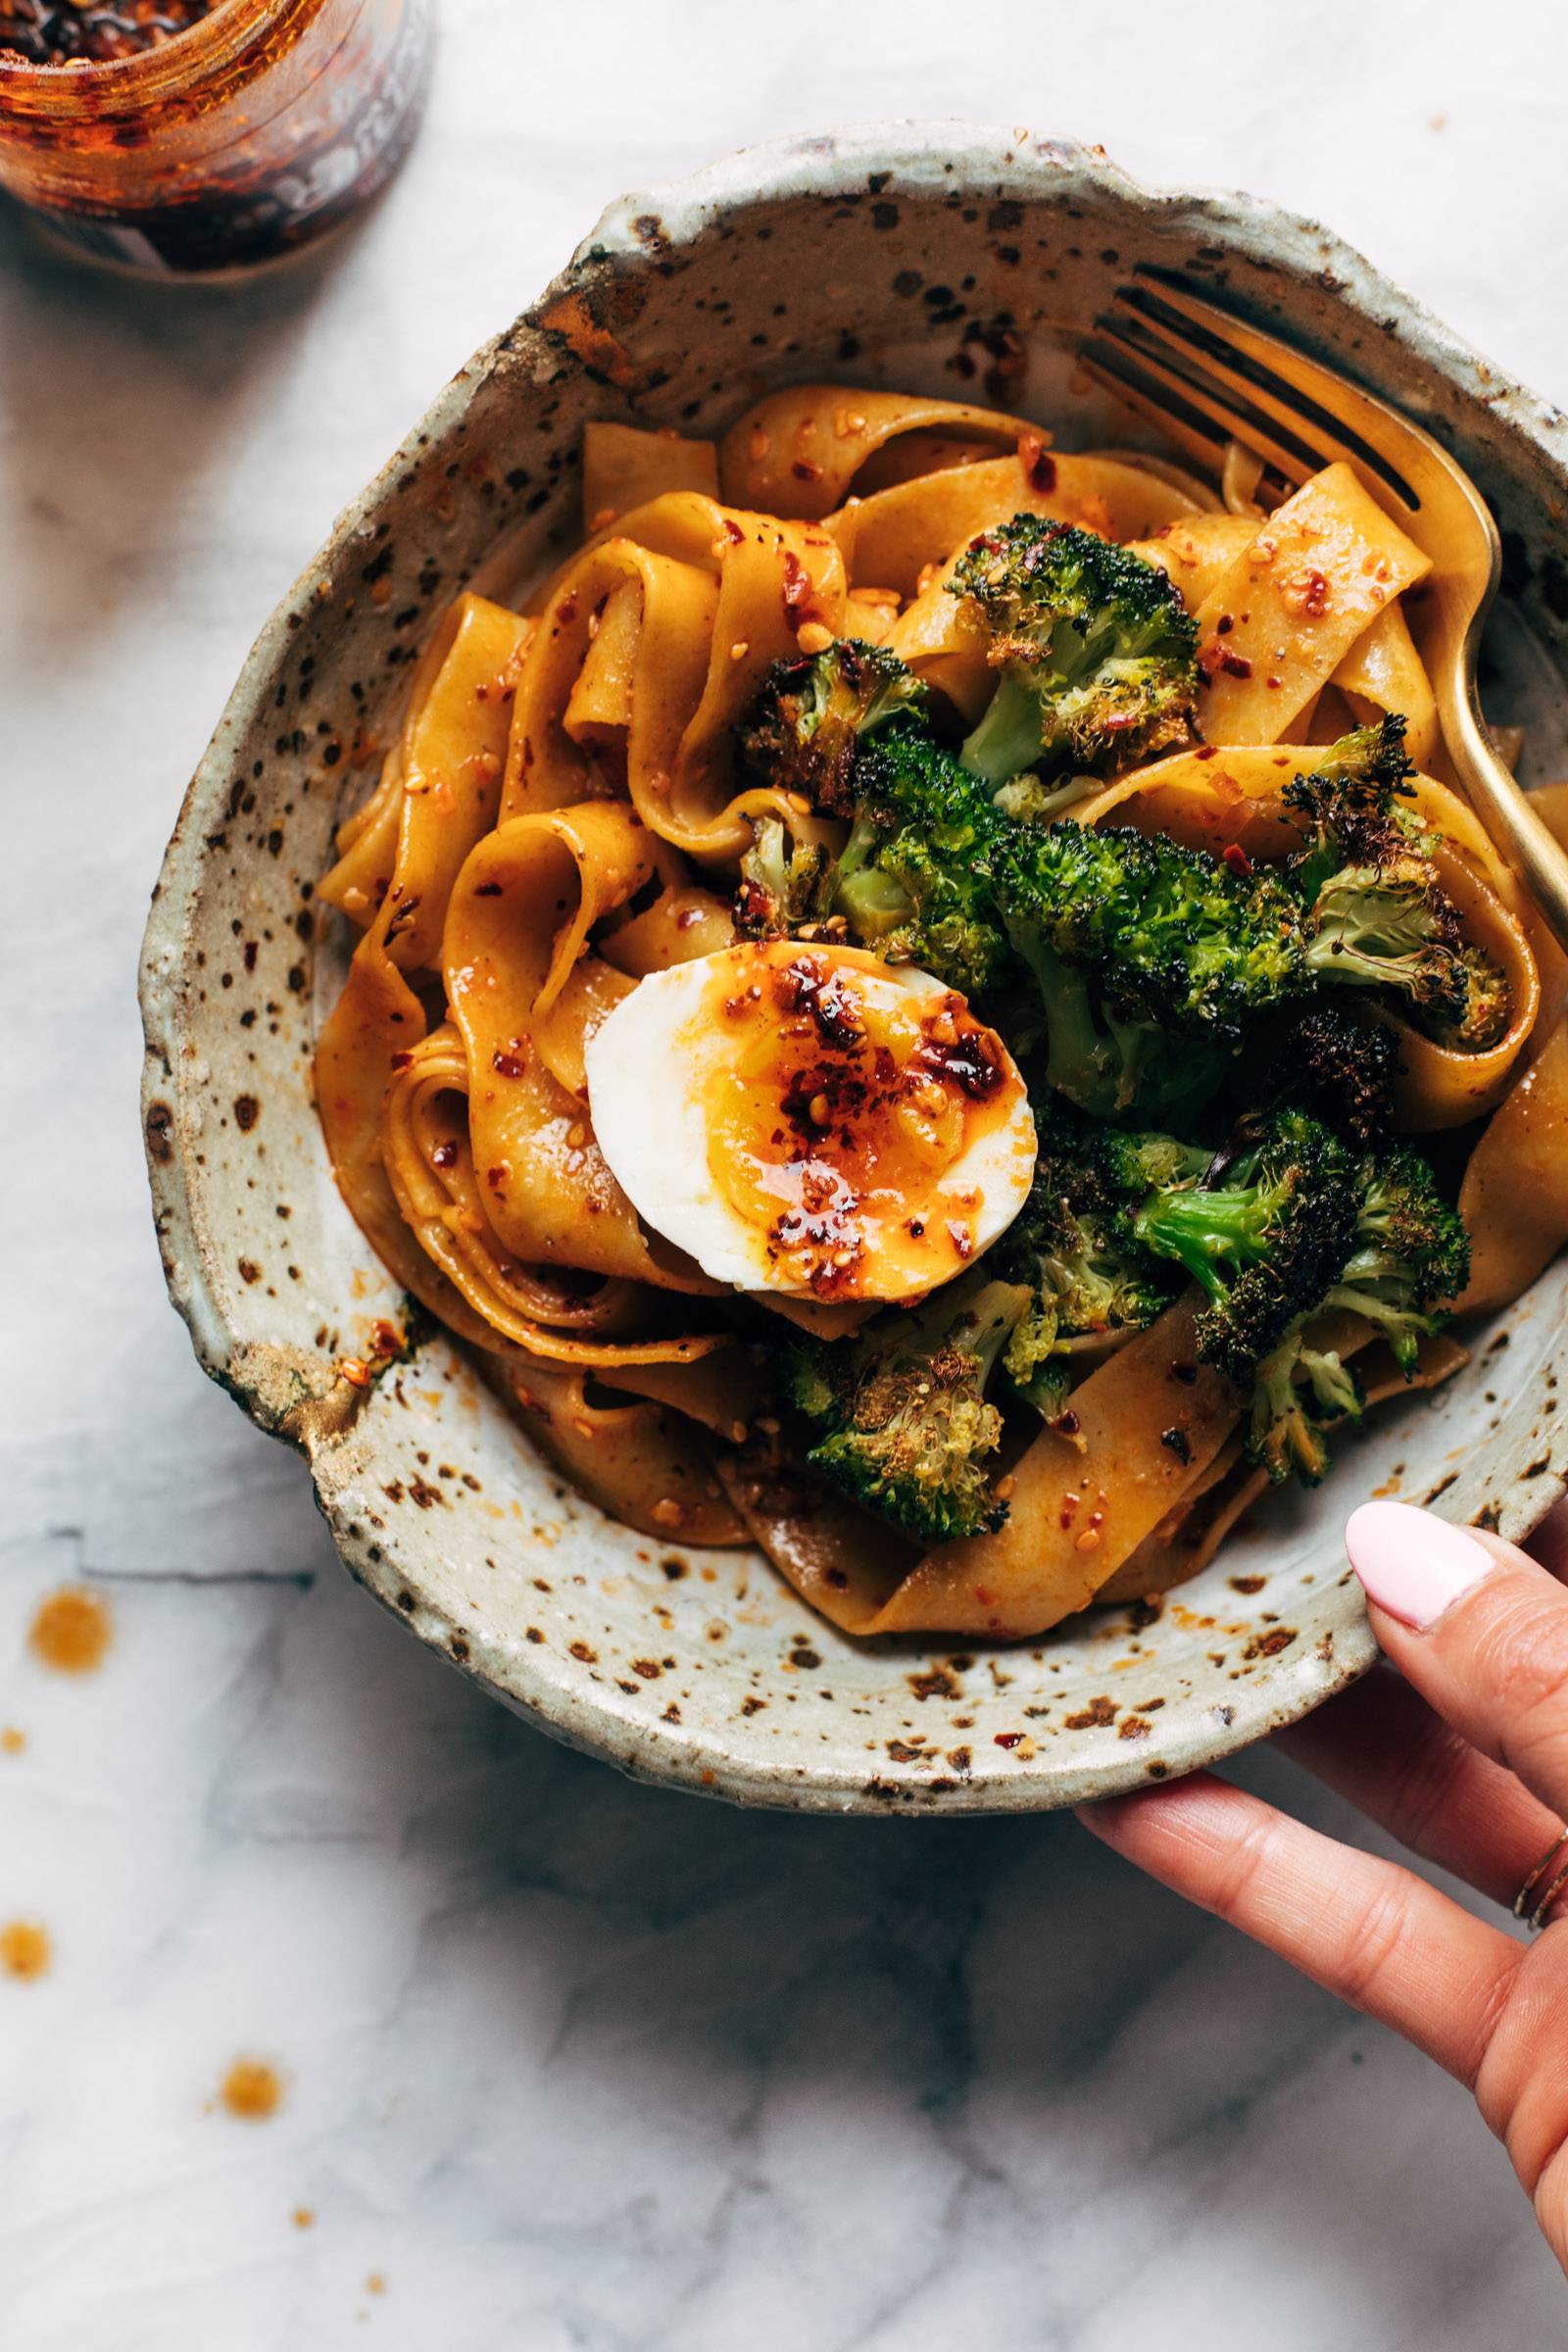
[[988, 1113, 1179, 1407], [1247, 1329, 1366, 1486], [992, 820, 1303, 1119], [1285, 720, 1510, 1050], [1256, 1001, 1400, 1148], [1321, 1143, 1471, 1373], [1124, 1108, 1363, 1383], [951, 519, 1200, 783], [781, 1277, 1033, 1542], [735, 724, 1018, 1002], [735, 638, 928, 814]]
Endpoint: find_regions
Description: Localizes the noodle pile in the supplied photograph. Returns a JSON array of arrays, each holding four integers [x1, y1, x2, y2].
[[316, 388, 1568, 1637]]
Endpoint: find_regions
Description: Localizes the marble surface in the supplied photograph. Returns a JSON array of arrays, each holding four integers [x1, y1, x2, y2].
[[4, 4, 1567, 2342]]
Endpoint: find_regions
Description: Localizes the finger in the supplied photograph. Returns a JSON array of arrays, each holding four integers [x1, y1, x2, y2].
[[1078, 1772, 1519, 2083], [1347, 1499, 1568, 1825], [1279, 1666, 1567, 1912]]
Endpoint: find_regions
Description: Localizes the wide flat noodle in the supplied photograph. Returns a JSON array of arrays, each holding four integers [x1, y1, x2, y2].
[[581, 420, 717, 531], [1096, 1327, 1467, 1604], [1129, 512, 1259, 609], [320, 595, 531, 962], [379, 1023, 729, 1369], [1193, 464, 1430, 745], [719, 386, 1036, 520], [496, 1358, 746, 1547], [1332, 601, 1439, 771], [442, 802, 711, 1290], [861, 1295, 1240, 1639], [829, 450, 1200, 599], [507, 491, 846, 858], [1458, 1010, 1568, 1314]]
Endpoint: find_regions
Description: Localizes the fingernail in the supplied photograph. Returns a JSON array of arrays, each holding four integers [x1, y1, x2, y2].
[[1345, 1499, 1496, 1631]]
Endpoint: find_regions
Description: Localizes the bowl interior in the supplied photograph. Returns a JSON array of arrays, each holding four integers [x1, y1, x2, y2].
[[140, 131, 1568, 1811]]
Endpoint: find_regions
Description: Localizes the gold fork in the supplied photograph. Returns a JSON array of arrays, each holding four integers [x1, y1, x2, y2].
[[1080, 271, 1568, 956]]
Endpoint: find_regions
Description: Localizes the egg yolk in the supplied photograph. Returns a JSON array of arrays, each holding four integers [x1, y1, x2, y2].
[[698, 944, 1024, 1300]]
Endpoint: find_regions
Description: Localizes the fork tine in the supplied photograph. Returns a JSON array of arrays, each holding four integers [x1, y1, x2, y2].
[[1078, 341, 1296, 508], [1115, 274, 1422, 512], [1092, 316, 1321, 491], [1074, 341, 1238, 478]]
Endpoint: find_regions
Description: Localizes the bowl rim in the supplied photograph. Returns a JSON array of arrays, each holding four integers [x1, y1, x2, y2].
[[139, 122, 1568, 1813]]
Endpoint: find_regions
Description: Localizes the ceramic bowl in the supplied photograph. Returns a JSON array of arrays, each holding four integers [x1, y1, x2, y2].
[[140, 125, 1568, 1814]]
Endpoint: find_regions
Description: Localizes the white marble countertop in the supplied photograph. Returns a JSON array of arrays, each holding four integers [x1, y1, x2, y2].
[[5, 4, 1567, 2342]]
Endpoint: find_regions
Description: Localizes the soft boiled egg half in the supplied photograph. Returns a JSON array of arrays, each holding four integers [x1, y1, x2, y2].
[[584, 939, 1038, 1304]]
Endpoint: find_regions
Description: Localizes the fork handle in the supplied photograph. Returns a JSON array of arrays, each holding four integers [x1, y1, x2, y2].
[[1440, 672, 1568, 962]]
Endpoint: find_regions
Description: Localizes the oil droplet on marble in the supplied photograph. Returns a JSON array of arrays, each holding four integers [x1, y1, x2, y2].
[[1, 1727, 25, 1755], [220, 2058, 284, 2120], [292, 2206, 315, 2230], [1, 1920, 52, 1980], [28, 1588, 112, 1674], [367, 2275, 387, 2296]]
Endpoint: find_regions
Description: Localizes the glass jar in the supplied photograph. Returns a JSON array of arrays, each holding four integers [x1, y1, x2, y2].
[[0, 0, 431, 276]]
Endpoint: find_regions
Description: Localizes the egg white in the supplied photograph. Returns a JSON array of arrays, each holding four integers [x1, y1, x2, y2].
[[583, 945, 1038, 1300]]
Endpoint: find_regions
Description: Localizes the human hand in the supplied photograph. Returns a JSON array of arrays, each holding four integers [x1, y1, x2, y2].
[[1078, 1495, 1568, 2276]]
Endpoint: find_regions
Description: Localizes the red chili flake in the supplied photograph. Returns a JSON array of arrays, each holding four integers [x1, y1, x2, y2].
[[474, 881, 504, 898], [1215, 613, 1234, 636], [973, 1586, 997, 1608], [389, 1051, 415, 1070], [491, 1049, 527, 1079], [722, 517, 745, 545], [1195, 746, 1219, 762], [791, 459, 824, 483], [431, 1141, 459, 1170], [994, 1731, 1024, 1750], [1054, 1408, 1081, 1437], [1016, 429, 1056, 492], [486, 1166, 508, 1192], [1221, 843, 1253, 879], [781, 551, 812, 619], [1220, 652, 1253, 679], [556, 593, 578, 625]]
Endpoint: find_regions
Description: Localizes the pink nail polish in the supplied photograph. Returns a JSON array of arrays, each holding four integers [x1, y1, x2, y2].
[[1345, 1499, 1496, 1630]]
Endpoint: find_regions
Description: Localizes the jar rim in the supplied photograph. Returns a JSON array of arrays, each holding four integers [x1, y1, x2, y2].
[[0, 0, 331, 115]]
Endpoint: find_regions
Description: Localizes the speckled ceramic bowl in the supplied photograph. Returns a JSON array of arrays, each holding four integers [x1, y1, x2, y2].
[[140, 125, 1568, 1813]]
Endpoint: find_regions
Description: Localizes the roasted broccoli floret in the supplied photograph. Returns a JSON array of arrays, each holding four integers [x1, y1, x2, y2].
[[780, 1277, 1033, 1542], [733, 811, 829, 937], [1320, 1142, 1471, 1373], [988, 1116, 1179, 1404], [1285, 721, 1511, 1050], [1126, 1108, 1363, 1382], [1248, 1329, 1367, 1486], [1244, 1139, 1469, 1483], [993, 820, 1304, 1118], [735, 638, 929, 814], [951, 518, 1199, 783], [733, 724, 1015, 999], [1259, 1002, 1400, 1148]]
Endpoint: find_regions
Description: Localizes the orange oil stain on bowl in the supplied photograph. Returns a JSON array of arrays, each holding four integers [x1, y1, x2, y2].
[[367, 2274, 387, 2296], [220, 2058, 284, 2120], [28, 1588, 112, 1675], [292, 2206, 316, 2230], [1, 1727, 25, 1755], [1, 1920, 52, 1981]]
